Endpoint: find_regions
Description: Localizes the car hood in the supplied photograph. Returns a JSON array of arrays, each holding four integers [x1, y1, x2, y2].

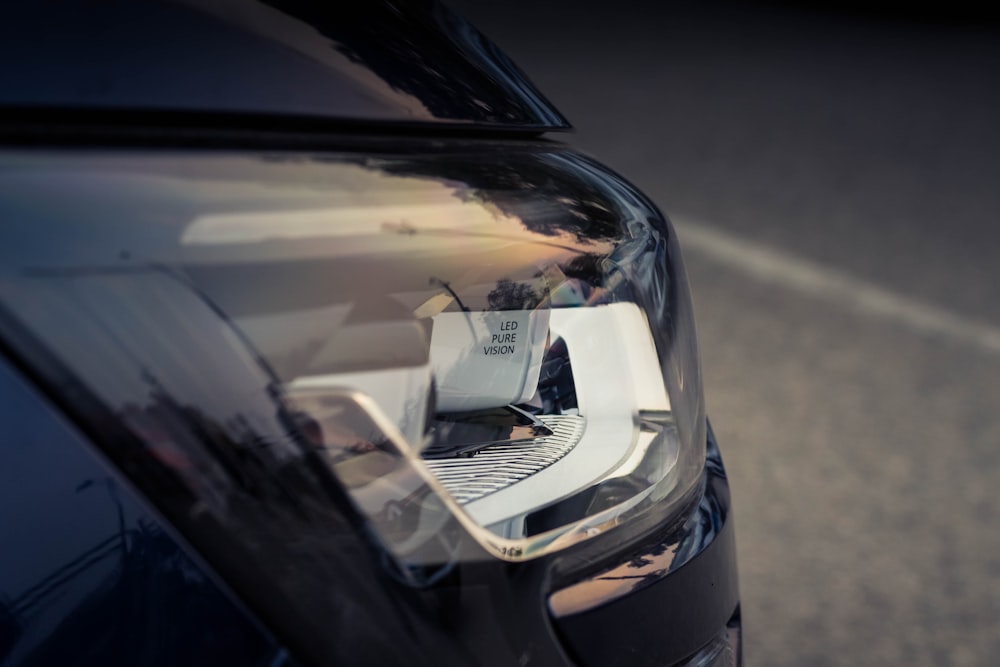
[[0, 0, 570, 133]]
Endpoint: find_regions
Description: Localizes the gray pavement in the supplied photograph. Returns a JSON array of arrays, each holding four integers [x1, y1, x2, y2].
[[452, 2, 1000, 664]]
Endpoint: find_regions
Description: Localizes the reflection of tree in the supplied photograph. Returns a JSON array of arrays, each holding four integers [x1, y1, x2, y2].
[[559, 253, 607, 286], [111, 372, 460, 664], [130, 372, 334, 523], [487, 278, 541, 311], [585, 540, 678, 597], [358, 155, 624, 244], [626, 541, 672, 570]]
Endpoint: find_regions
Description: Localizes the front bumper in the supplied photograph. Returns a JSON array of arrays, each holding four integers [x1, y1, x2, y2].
[[548, 424, 740, 666]]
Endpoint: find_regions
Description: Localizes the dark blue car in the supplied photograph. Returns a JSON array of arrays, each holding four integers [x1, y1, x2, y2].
[[0, 2, 739, 665]]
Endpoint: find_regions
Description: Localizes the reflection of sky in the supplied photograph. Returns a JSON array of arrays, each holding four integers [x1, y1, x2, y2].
[[0, 152, 604, 272]]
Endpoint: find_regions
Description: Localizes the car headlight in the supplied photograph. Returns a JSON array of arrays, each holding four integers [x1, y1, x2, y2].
[[0, 146, 704, 570]]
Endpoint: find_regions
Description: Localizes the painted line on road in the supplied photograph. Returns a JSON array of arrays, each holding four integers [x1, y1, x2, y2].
[[673, 219, 1000, 355]]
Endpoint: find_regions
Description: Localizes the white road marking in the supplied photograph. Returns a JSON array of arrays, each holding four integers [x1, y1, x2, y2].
[[672, 219, 1000, 355]]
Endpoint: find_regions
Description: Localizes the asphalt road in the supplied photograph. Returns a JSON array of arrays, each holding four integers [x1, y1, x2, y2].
[[452, 2, 1000, 664]]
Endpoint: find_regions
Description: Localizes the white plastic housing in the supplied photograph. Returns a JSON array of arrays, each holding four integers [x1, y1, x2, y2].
[[429, 308, 550, 412]]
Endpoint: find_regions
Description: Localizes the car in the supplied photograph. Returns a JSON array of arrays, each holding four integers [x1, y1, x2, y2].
[[0, 1, 740, 665]]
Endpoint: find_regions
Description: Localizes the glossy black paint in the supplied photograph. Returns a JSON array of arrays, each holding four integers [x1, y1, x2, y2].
[[0, 355, 286, 667], [548, 426, 740, 667], [0, 0, 568, 133]]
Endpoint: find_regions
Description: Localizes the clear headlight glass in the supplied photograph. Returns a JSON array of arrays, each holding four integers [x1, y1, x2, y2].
[[0, 147, 704, 566]]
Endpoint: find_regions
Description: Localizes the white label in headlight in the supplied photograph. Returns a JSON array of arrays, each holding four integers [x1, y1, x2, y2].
[[430, 308, 550, 412]]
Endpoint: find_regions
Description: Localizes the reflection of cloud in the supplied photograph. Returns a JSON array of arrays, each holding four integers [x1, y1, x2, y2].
[[182, 201, 511, 245]]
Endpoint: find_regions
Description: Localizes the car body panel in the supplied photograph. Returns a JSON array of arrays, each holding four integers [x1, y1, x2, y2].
[[0, 0, 569, 133], [0, 355, 285, 667]]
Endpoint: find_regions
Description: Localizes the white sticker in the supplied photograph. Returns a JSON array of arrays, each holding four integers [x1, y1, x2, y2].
[[430, 309, 550, 412]]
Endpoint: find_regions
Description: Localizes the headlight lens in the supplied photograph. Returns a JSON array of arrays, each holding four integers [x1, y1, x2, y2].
[[0, 147, 704, 566]]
